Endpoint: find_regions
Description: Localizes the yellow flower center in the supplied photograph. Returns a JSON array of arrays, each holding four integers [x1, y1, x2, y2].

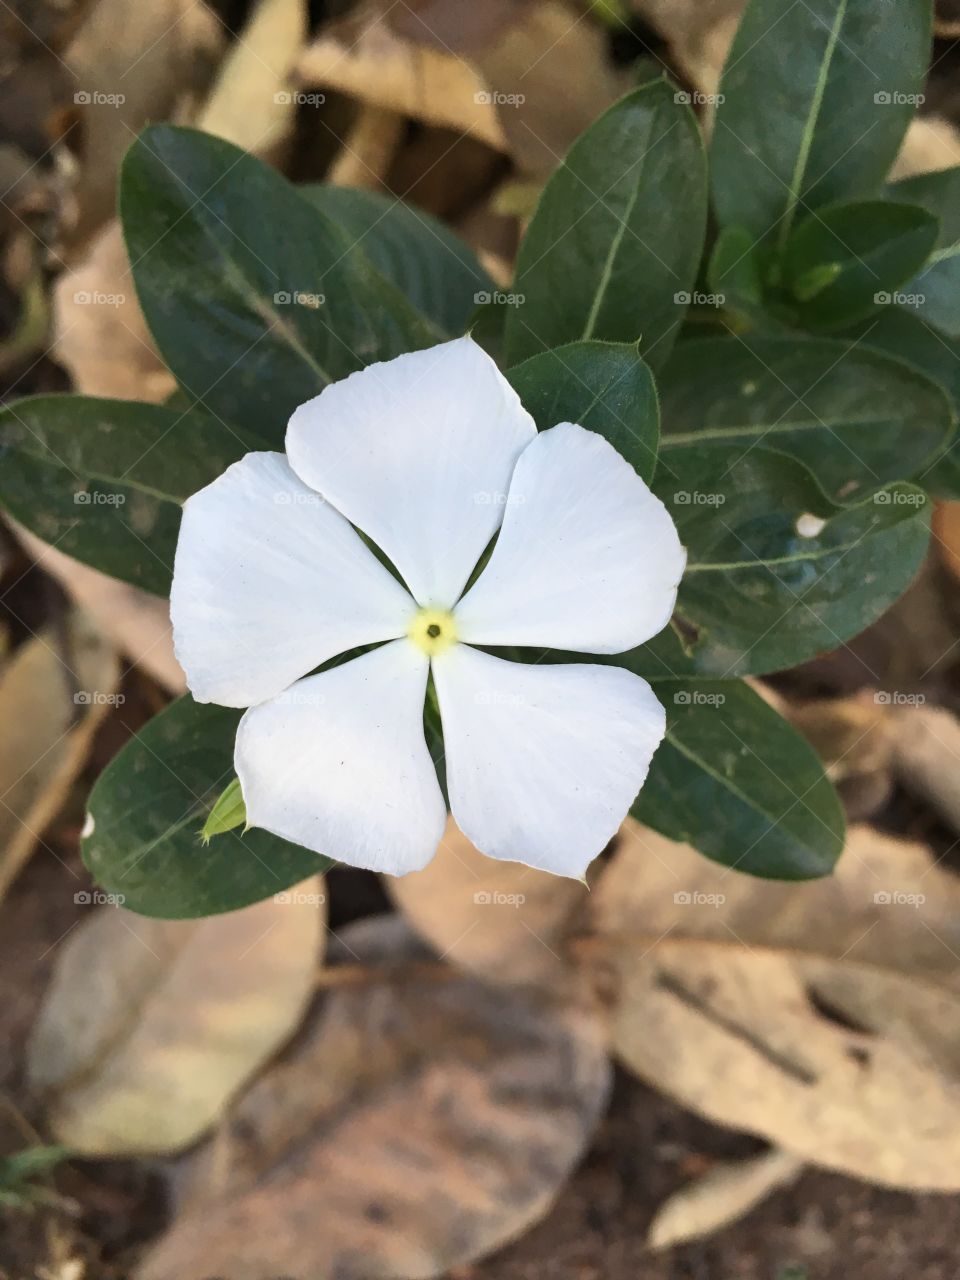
[[408, 607, 458, 657]]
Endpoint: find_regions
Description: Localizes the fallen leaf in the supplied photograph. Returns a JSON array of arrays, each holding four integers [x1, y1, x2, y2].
[[197, 0, 305, 155], [630, 0, 746, 97], [605, 936, 960, 1190], [889, 703, 960, 835], [298, 0, 620, 176], [137, 917, 610, 1280], [12, 526, 185, 696], [784, 691, 894, 821], [26, 877, 325, 1156], [590, 820, 960, 988], [647, 1148, 804, 1251], [385, 814, 586, 986], [0, 613, 118, 903], [888, 116, 960, 181], [63, 0, 223, 243], [52, 221, 174, 402]]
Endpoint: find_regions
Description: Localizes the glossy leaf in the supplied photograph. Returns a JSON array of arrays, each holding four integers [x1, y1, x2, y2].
[[505, 80, 707, 370], [779, 200, 938, 330], [844, 307, 960, 497], [642, 443, 931, 678], [711, 0, 932, 245], [120, 125, 436, 441], [506, 340, 659, 480], [635, 678, 845, 878], [0, 395, 259, 595], [84, 696, 329, 919], [658, 335, 953, 501], [299, 184, 493, 336]]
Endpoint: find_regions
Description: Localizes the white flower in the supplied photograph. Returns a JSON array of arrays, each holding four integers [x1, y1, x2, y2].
[[171, 336, 685, 879]]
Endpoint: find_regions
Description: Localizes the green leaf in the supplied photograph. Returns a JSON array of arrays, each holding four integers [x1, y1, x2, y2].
[[843, 307, 960, 497], [84, 697, 328, 918], [201, 777, 246, 842], [642, 443, 931, 678], [707, 225, 767, 322], [658, 335, 953, 502], [505, 80, 707, 370], [636, 679, 844, 878], [711, 0, 932, 245], [0, 394, 259, 595], [299, 185, 493, 336], [778, 200, 938, 330], [883, 166, 960, 335], [120, 125, 437, 441], [506, 340, 659, 480]]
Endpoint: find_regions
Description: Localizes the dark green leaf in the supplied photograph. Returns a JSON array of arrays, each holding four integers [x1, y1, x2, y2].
[[506, 340, 659, 480], [505, 80, 707, 370], [707, 225, 767, 323], [644, 443, 931, 677], [778, 200, 938, 330], [84, 697, 328, 918], [711, 0, 932, 245], [120, 125, 436, 441], [658, 335, 953, 501], [299, 184, 493, 336], [636, 679, 844, 878], [843, 307, 960, 497], [0, 394, 259, 595]]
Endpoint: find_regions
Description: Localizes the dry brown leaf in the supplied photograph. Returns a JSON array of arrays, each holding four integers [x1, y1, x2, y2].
[[935, 499, 960, 586], [26, 878, 325, 1156], [630, 0, 746, 97], [197, 0, 305, 154], [298, 0, 619, 176], [647, 1148, 804, 1251], [137, 918, 610, 1280], [385, 814, 585, 986], [784, 691, 894, 821], [606, 937, 960, 1190], [299, 13, 506, 151], [12, 527, 184, 695], [888, 115, 960, 181], [590, 820, 960, 988], [889, 703, 960, 835], [52, 221, 173, 402], [63, 0, 223, 243], [0, 613, 118, 903]]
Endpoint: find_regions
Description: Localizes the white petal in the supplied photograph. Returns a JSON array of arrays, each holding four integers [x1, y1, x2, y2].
[[455, 423, 686, 653], [285, 336, 536, 607], [171, 452, 415, 708], [432, 645, 665, 879], [236, 640, 446, 875]]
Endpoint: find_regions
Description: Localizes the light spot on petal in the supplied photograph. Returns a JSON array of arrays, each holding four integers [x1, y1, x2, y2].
[[408, 607, 459, 657]]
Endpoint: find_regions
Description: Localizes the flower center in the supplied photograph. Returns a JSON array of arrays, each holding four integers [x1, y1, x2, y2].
[[408, 607, 458, 656]]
